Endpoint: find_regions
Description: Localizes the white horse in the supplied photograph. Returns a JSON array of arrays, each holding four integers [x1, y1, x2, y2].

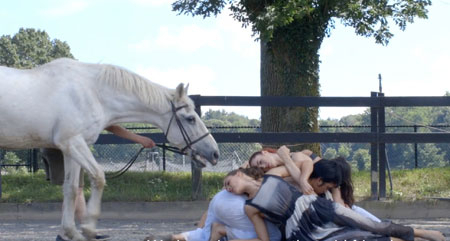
[[0, 58, 219, 241]]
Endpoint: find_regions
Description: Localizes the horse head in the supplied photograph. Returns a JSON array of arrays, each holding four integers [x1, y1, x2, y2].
[[163, 83, 219, 168]]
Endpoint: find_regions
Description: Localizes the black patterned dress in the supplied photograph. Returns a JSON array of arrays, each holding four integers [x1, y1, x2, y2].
[[245, 175, 414, 241]]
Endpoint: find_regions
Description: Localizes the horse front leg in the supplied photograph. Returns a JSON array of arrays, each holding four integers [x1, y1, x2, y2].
[[61, 160, 85, 241], [60, 135, 105, 241]]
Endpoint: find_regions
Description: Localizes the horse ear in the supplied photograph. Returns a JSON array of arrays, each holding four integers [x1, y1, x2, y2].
[[185, 83, 189, 94], [175, 83, 185, 100]]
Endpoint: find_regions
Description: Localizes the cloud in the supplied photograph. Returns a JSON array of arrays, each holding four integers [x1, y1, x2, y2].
[[216, 9, 259, 58], [129, 25, 222, 53], [135, 65, 218, 95], [39, 0, 89, 17], [129, 8, 258, 57]]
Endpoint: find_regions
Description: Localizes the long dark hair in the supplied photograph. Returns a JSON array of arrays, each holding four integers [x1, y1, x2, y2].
[[332, 157, 355, 207], [310, 159, 343, 188]]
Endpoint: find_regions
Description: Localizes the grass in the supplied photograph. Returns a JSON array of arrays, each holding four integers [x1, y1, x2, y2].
[[1, 167, 449, 203], [0, 169, 225, 203], [352, 167, 450, 201]]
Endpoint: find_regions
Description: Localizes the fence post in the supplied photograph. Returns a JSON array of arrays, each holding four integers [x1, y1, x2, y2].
[[191, 95, 203, 200], [162, 143, 166, 171], [370, 92, 379, 199], [378, 92, 387, 199], [0, 160, 2, 199], [32, 149, 39, 173], [414, 125, 418, 168]]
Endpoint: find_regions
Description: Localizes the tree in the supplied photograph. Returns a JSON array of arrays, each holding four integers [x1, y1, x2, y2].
[[203, 110, 262, 162], [172, 0, 431, 153], [353, 148, 370, 171], [337, 144, 351, 159], [0, 28, 73, 68], [323, 147, 337, 159]]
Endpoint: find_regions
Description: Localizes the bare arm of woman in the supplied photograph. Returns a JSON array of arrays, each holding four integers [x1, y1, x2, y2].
[[277, 146, 314, 194], [301, 149, 322, 163], [331, 187, 347, 207], [229, 205, 269, 241], [105, 125, 155, 148]]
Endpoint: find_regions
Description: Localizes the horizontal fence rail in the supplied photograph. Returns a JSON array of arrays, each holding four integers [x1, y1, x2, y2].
[[190, 95, 450, 107], [3, 94, 450, 200], [97, 132, 450, 144]]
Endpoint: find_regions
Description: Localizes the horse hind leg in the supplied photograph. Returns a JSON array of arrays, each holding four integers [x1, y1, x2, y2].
[[61, 160, 86, 241], [59, 135, 106, 240]]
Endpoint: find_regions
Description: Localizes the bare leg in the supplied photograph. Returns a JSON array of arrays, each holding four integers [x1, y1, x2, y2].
[[414, 228, 445, 241], [209, 222, 226, 241], [172, 233, 186, 241], [75, 187, 86, 222], [197, 210, 208, 228], [333, 203, 445, 241]]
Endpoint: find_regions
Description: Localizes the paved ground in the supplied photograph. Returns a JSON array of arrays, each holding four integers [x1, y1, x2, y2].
[[1, 201, 449, 240], [0, 218, 197, 241], [0, 218, 449, 241]]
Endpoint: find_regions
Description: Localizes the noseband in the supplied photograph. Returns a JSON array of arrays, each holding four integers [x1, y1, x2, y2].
[[164, 101, 210, 154]]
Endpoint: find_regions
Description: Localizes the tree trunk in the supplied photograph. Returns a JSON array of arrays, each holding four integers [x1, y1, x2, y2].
[[260, 16, 328, 154]]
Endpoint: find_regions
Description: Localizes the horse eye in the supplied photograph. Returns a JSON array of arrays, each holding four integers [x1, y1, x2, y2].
[[185, 116, 196, 124]]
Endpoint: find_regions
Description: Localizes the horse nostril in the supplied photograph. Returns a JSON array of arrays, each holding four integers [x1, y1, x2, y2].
[[213, 151, 219, 160]]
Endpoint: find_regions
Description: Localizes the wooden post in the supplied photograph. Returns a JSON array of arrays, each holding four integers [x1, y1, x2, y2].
[[32, 149, 39, 173], [0, 161, 2, 199], [191, 160, 202, 200], [378, 92, 386, 199], [414, 125, 418, 168], [370, 92, 379, 200], [162, 143, 166, 171], [191, 95, 203, 200]]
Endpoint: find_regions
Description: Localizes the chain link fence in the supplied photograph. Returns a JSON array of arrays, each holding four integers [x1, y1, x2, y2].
[[92, 142, 262, 174], [0, 143, 262, 174], [1, 125, 450, 175]]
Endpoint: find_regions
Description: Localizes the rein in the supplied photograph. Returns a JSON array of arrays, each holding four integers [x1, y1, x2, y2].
[[106, 101, 210, 179], [105, 144, 188, 180], [106, 147, 145, 179]]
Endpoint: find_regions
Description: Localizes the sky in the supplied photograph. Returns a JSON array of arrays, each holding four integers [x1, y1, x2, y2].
[[1, 0, 450, 120]]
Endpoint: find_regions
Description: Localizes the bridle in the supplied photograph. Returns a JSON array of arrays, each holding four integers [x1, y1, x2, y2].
[[106, 101, 211, 179], [163, 101, 211, 155]]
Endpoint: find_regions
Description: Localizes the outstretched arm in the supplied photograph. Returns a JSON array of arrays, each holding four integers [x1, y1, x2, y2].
[[105, 125, 155, 148]]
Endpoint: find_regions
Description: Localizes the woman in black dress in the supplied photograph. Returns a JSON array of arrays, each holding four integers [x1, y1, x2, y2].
[[223, 163, 444, 241]]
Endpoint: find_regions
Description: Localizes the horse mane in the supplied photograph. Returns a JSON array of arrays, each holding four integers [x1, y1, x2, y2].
[[97, 64, 176, 112]]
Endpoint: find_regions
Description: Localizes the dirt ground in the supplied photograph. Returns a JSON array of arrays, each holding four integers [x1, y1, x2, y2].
[[0, 218, 449, 241]]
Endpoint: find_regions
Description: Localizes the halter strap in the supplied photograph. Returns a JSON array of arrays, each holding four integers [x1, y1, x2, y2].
[[164, 101, 210, 155]]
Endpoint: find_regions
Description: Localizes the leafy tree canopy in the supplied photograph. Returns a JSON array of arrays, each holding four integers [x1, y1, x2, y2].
[[0, 28, 74, 69], [173, 0, 431, 44]]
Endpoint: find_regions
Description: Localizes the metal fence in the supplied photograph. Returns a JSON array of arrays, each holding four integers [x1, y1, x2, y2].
[[2, 94, 450, 200], [2, 124, 449, 175], [93, 142, 261, 174]]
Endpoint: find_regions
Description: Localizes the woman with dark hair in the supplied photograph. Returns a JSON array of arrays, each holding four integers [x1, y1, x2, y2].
[[224, 164, 444, 241], [300, 151, 381, 222]]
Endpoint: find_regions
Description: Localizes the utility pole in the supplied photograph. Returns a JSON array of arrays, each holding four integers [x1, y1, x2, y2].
[[378, 73, 383, 93]]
